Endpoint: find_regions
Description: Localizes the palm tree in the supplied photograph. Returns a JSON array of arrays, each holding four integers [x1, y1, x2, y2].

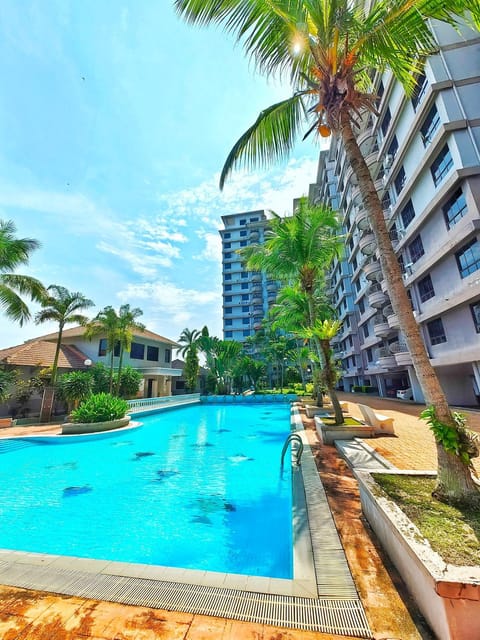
[[84, 307, 121, 394], [35, 285, 94, 386], [176, 0, 478, 503], [114, 305, 145, 395], [0, 219, 46, 326], [177, 328, 202, 393]]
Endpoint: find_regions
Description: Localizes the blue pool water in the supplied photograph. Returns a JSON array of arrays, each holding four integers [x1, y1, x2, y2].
[[0, 403, 293, 578]]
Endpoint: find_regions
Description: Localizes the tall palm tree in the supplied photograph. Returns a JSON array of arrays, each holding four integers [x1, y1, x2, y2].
[[176, 0, 479, 503], [84, 306, 121, 394], [177, 328, 201, 358], [177, 328, 202, 392], [35, 285, 94, 385], [0, 219, 46, 326], [114, 305, 145, 395]]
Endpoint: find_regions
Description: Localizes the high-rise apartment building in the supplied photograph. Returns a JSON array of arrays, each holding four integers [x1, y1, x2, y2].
[[311, 20, 480, 406], [219, 210, 280, 349]]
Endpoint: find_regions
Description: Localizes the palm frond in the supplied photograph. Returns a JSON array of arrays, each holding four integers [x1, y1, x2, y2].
[[220, 92, 307, 188], [0, 284, 32, 326]]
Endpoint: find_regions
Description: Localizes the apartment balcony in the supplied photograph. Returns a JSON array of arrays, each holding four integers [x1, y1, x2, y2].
[[251, 274, 262, 283], [363, 256, 382, 282], [355, 207, 370, 231], [359, 231, 376, 256], [267, 295, 277, 304], [252, 296, 263, 305], [384, 304, 400, 329], [252, 286, 262, 295], [342, 367, 360, 377], [266, 283, 277, 293], [380, 277, 389, 294], [377, 346, 397, 369], [249, 230, 260, 241], [373, 313, 393, 338], [253, 311, 263, 321], [368, 282, 389, 309], [253, 322, 262, 331], [389, 341, 413, 366]]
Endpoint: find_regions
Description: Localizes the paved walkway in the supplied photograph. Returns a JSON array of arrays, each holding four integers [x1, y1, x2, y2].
[[1, 396, 479, 639]]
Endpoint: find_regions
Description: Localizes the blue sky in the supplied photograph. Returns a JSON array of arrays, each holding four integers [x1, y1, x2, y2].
[[0, 1, 321, 349]]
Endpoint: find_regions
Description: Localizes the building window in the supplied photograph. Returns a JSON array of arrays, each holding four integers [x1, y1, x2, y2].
[[225, 308, 232, 314], [224, 232, 231, 239], [242, 318, 249, 325], [225, 263, 231, 270], [224, 242, 231, 249], [240, 240, 247, 247], [400, 200, 416, 228], [418, 274, 435, 302], [147, 346, 159, 362], [165, 349, 171, 363], [225, 319, 232, 326], [431, 145, 453, 187], [411, 73, 428, 111], [224, 252, 232, 259], [225, 284, 232, 291], [242, 305, 249, 312], [427, 318, 447, 345], [471, 301, 480, 333], [380, 107, 391, 137], [394, 166, 406, 196], [224, 273, 232, 281], [366, 347, 373, 363], [242, 330, 250, 337], [420, 104, 440, 145], [241, 283, 248, 289], [241, 294, 249, 301], [408, 235, 425, 263], [456, 238, 480, 278], [240, 230, 247, 237], [387, 135, 398, 160], [363, 324, 370, 338], [358, 297, 365, 314], [225, 295, 232, 302], [98, 338, 120, 357], [250, 217, 259, 222], [241, 272, 248, 279], [130, 342, 145, 359], [225, 331, 233, 338], [443, 189, 467, 229]]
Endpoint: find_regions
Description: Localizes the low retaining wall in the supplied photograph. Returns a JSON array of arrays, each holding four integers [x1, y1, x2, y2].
[[314, 417, 375, 445], [62, 416, 131, 435], [201, 394, 297, 403]]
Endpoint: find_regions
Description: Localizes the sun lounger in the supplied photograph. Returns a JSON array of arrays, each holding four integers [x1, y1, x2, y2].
[[357, 404, 395, 435]]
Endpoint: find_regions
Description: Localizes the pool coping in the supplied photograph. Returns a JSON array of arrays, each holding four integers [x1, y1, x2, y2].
[[0, 404, 371, 637]]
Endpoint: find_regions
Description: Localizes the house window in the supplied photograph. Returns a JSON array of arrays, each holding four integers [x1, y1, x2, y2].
[[242, 305, 249, 312], [443, 189, 467, 229], [146, 346, 159, 362], [98, 339, 120, 357], [225, 331, 233, 338], [411, 73, 428, 111], [456, 239, 480, 278], [427, 318, 447, 345], [250, 217, 259, 222], [241, 294, 249, 301], [420, 104, 440, 145], [239, 219, 247, 225], [241, 283, 249, 289], [431, 145, 453, 187], [418, 274, 435, 302], [380, 107, 391, 137], [225, 308, 232, 314], [130, 342, 145, 360], [225, 295, 232, 302], [471, 301, 480, 333], [400, 200, 416, 228], [225, 319, 232, 326], [225, 284, 232, 291], [408, 235, 425, 263], [394, 167, 406, 196], [164, 349, 171, 363], [240, 230, 247, 237]]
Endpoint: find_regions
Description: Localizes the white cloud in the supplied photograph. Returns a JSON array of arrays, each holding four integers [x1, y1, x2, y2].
[[194, 230, 222, 262]]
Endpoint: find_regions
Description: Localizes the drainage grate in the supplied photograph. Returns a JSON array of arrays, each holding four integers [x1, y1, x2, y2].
[[1, 565, 371, 637]]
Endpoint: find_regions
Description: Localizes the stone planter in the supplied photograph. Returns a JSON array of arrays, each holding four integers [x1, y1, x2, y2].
[[62, 416, 131, 435], [305, 402, 348, 418], [357, 470, 480, 640], [314, 416, 375, 445]]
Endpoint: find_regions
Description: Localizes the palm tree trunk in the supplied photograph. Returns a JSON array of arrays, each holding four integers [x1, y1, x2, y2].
[[109, 350, 115, 394], [319, 339, 343, 425], [51, 323, 64, 386], [115, 347, 124, 396], [340, 112, 478, 500]]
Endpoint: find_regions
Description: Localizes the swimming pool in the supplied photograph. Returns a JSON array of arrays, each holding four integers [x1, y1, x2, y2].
[[0, 403, 292, 579]]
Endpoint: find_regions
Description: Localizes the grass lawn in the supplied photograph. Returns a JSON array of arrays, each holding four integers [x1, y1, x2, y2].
[[374, 474, 480, 566], [321, 416, 363, 426]]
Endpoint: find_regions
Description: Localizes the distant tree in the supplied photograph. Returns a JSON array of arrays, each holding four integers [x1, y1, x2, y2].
[[0, 369, 16, 404], [90, 362, 110, 394], [0, 219, 46, 326], [117, 366, 143, 399], [35, 285, 94, 386], [184, 347, 199, 392]]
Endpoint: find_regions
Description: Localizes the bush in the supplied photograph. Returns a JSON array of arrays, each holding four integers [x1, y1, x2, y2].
[[117, 366, 142, 398], [70, 393, 128, 424], [56, 371, 93, 411], [352, 385, 378, 394]]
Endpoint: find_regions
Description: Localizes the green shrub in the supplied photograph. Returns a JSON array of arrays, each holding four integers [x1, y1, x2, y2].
[[70, 393, 128, 424], [352, 385, 378, 393]]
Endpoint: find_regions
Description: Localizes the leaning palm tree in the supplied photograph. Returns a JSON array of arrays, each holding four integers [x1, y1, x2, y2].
[[176, 0, 479, 503], [114, 305, 145, 395], [0, 219, 46, 326], [35, 285, 94, 386]]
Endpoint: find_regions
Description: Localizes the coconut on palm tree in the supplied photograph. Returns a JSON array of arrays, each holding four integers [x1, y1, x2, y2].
[[35, 285, 94, 386], [0, 219, 46, 326], [176, 0, 479, 503]]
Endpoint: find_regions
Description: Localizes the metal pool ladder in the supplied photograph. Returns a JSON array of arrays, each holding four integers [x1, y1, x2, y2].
[[280, 433, 304, 467]]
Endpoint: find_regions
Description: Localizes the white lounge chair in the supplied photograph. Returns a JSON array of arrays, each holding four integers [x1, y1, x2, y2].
[[357, 404, 395, 435]]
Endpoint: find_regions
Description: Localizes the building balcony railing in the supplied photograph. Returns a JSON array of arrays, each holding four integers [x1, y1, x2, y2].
[[376, 346, 398, 369], [359, 231, 376, 256], [368, 282, 389, 309], [363, 256, 382, 282], [373, 313, 393, 338], [384, 304, 400, 329], [389, 341, 413, 366]]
